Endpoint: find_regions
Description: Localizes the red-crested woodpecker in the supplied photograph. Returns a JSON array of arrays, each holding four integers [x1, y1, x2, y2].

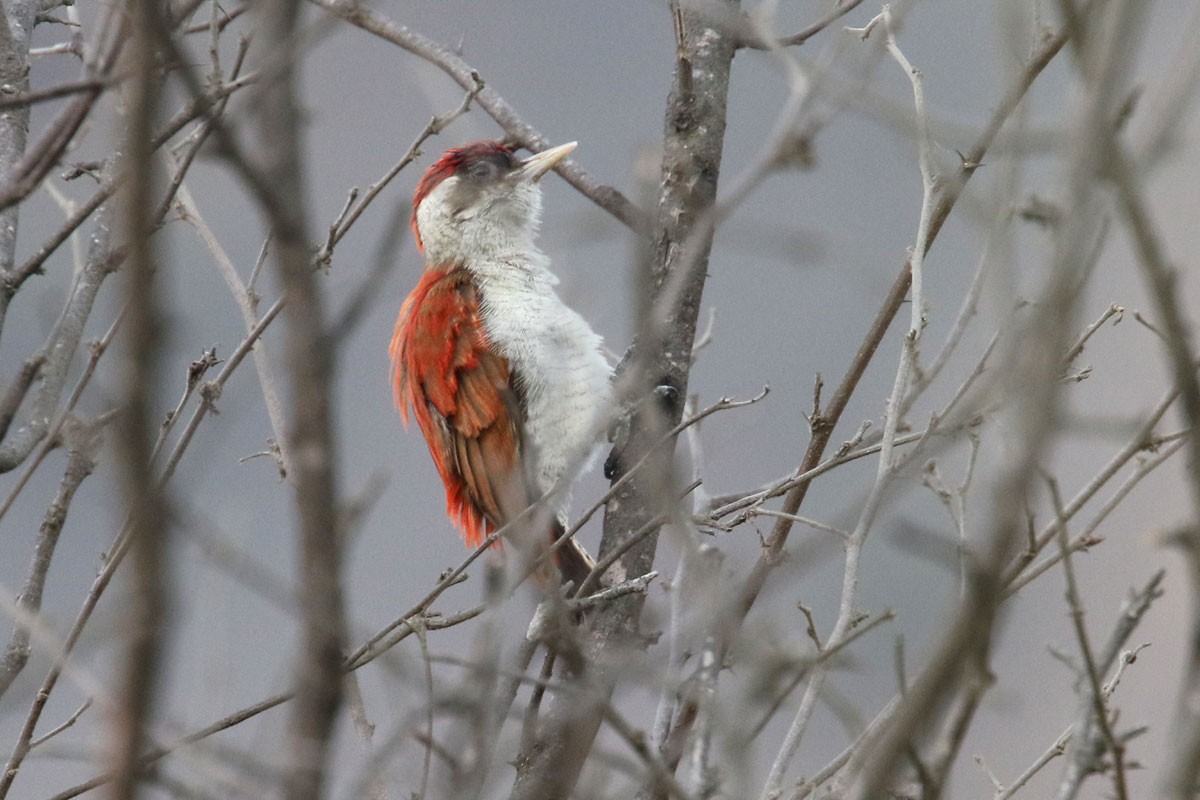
[[390, 140, 611, 586]]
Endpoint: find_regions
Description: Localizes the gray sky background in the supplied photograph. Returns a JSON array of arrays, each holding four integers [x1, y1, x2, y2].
[[1, 0, 1198, 797]]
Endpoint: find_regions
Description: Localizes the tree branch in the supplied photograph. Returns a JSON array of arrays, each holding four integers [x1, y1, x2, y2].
[[108, 0, 170, 793], [508, 3, 739, 797], [303, 0, 649, 234], [0, 416, 98, 699], [248, 0, 347, 796]]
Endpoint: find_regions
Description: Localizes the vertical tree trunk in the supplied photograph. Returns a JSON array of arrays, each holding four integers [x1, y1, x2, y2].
[[110, 0, 167, 796], [251, 1, 348, 797], [509, 3, 738, 797]]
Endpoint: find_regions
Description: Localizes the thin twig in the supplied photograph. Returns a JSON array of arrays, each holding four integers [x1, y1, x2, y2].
[[565, 388, 768, 597], [0, 75, 116, 111], [1063, 303, 1124, 365], [759, 14, 935, 793], [10, 71, 258, 294], [738, 0, 866, 49], [1048, 476, 1129, 800], [319, 72, 484, 265], [0, 298, 286, 798], [0, 419, 99, 699], [48, 602, 487, 800], [28, 698, 92, 750], [1003, 385, 1180, 590], [174, 185, 293, 479], [305, 0, 648, 233]]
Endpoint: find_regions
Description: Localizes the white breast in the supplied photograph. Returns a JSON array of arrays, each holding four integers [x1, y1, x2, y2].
[[473, 254, 613, 508]]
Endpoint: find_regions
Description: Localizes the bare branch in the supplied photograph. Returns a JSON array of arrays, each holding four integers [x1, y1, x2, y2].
[[0, 306, 124, 526], [0, 200, 116, 472], [1063, 303, 1124, 365], [0, 298, 285, 798], [173, 188, 292, 479], [28, 698, 92, 751], [48, 603, 487, 800], [0, 416, 99, 699], [11, 71, 258, 292], [996, 572, 1163, 799], [839, 3, 1137, 795], [1048, 478, 1129, 800], [303, 0, 649, 234], [0, 75, 119, 111], [510, 4, 739, 796], [108, 0, 171, 792], [0, 355, 42, 441], [0, 0, 46, 332], [717, 14, 1077, 706], [318, 71, 484, 267], [737, 0, 866, 49], [247, 0, 347, 796]]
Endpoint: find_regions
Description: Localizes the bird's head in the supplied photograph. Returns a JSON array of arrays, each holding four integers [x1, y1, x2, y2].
[[411, 140, 576, 263]]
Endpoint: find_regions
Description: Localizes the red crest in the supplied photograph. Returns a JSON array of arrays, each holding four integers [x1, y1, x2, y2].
[[410, 141, 514, 252]]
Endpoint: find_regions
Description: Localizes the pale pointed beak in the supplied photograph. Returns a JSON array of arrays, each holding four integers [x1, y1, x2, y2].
[[516, 141, 577, 182]]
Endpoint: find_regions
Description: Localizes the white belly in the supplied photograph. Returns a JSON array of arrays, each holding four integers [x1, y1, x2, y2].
[[477, 265, 613, 505]]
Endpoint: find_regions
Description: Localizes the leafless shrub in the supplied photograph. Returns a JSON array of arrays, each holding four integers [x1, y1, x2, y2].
[[0, 1, 1196, 798]]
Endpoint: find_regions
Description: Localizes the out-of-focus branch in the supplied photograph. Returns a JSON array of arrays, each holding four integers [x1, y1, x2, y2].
[[0, 308, 123, 527], [998, 571, 1162, 799], [1107, 114, 1200, 800], [736, 0, 865, 49], [0, 15, 122, 215], [1127, 1, 1200, 166], [735, 3, 1072, 624], [303, 0, 649, 234], [0, 416, 99, 699], [0, 0, 43, 334], [0, 76, 120, 111], [0, 296, 284, 798], [0, 71, 258, 480], [661, 12, 1076, 774], [1112, 69, 1200, 800], [47, 601, 486, 800], [1002, 384, 1179, 591], [652, 18, 1079, 772], [108, 0, 170, 793], [760, 12, 938, 795], [509, 3, 739, 798], [10, 71, 257, 292], [248, 0, 346, 797], [174, 188, 293, 479], [318, 72, 483, 269], [0, 355, 42, 441], [839, 3, 1139, 795], [1050, 479, 1129, 800], [0, 202, 116, 473]]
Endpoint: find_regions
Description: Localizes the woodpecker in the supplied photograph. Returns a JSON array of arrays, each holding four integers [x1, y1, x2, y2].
[[391, 140, 612, 587]]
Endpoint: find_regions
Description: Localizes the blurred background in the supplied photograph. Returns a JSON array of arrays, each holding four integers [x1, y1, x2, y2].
[[0, 0, 1197, 797]]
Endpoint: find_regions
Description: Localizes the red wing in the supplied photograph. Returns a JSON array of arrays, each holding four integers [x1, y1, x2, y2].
[[391, 268, 528, 547]]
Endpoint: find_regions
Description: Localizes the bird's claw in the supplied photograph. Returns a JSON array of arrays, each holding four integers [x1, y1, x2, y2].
[[654, 383, 680, 409], [604, 381, 680, 480]]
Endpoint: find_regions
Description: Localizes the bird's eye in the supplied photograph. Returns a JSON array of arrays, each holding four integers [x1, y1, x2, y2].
[[467, 160, 497, 180]]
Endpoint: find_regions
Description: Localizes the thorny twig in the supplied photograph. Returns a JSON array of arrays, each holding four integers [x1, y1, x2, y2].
[[1048, 478, 1130, 799], [317, 72, 485, 267], [737, 0, 866, 49]]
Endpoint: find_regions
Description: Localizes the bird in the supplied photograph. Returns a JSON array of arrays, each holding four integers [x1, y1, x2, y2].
[[390, 140, 612, 589]]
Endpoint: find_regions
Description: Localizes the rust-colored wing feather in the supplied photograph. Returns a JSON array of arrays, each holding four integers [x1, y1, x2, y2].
[[391, 267, 526, 548]]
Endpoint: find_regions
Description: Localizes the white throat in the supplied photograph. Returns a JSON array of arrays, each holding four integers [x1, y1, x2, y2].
[[416, 175, 545, 269], [417, 174, 613, 507]]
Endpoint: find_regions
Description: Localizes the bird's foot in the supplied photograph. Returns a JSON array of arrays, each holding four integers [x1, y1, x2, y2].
[[604, 379, 681, 480]]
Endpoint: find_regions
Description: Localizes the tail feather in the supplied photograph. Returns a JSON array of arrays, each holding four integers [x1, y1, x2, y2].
[[550, 519, 596, 592]]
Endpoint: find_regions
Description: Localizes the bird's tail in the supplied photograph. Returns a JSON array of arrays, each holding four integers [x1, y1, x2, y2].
[[550, 519, 596, 592]]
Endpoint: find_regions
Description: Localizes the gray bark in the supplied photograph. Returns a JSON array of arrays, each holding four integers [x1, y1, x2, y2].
[[508, 2, 739, 797]]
